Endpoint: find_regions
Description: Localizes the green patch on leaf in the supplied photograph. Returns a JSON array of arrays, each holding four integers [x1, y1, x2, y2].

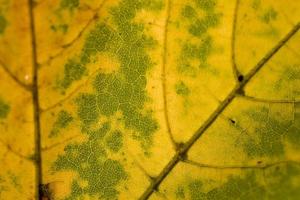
[[0, 97, 10, 119], [59, 0, 160, 149], [50, 24, 69, 33], [53, 122, 127, 200], [252, 0, 261, 10], [188, 14, 220, 37], [142, 0, 164, 11], [178, 0, 220, 76], [53, 1, 165, 198], [177, 164, 300, 199], [75, 94, 99, 125], [106, 130, 123, 153], [285, 103, 300, 148], [195, 0, 217, 12], [59, 59, 86, 90], [60, 0, 80, 11], [242, 107, 288, 157], [0, 15, 7, 35], [182, 5, 197, 19], [49, 110, 73, 138], [260, 7, 277, 24], [175, 81, 190, 96], [175, 185, 186, 199]]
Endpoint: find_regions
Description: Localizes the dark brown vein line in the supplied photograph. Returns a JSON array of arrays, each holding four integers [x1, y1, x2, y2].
[[238, 94, 300, 104], [231, 0, 241, 81], [139, 22, 300, 200], [183, 159, 300, 170], [161, 0, 177, 149], [39, 0, 108, 66], [28, 0, 42, 199], [0, 60, 32, 91]]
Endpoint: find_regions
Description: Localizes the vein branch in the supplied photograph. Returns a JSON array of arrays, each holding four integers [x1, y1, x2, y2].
[[238, 94, 300, 104], [0, 138, 31, 161], [40, 67, 102, 112], [231, 0, 241, 80], [0, 60, 32, 91], [139, 22, 300, 200], [39, 0, 108, 66], [41, 134, 81, 151], [183, 159, 300, 170], [161, 0, 177, 150]]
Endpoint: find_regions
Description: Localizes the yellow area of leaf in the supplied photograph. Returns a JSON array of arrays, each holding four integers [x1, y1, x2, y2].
[[0, 0, 32, 85], [1, 0, 300, 199], [235, 0, 300, 75], [0, 0, 35, 199]]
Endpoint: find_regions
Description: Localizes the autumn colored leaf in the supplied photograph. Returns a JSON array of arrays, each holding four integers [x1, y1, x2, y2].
[[1, 0, 300, 199]]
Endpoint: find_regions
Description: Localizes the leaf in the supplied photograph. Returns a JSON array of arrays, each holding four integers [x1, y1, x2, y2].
[[1, 0, 300, 199]]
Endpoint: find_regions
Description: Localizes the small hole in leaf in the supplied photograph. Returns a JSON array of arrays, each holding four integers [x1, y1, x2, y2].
[[238, 75, 244, 82]]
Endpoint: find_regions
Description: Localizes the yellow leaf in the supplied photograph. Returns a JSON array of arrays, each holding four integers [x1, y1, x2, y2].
[[1, 0, 300, 199]]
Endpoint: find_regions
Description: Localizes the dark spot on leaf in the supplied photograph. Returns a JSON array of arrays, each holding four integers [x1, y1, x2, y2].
[[0, 97, 10, 119], [238, 75, 244, 82], [229, 118, 236, 124], [257, 160, 262, 164]]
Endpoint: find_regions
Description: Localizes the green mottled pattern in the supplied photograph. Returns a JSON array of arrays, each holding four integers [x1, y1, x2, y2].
[[175, 81, 190, 96], [53, 122, 127, 199], [175, 186, 185, 199], [195, 0, 217, 11], [286, 103, 300, 147], [182, 5, 197, 19], [0, 97, 10, 119], [0, 176, 7, 196], [53, 1, 165, 199], [252, 0, 261, 10], [60, 0, 161, 148], [60, 0, 80, 11], [178, 0, 221, 75], [49, 110, 73, 137], [60, 59, 86, 90], [106, 130, 123, 153], [260, 7, 277, 24], [176, 164, 300, 200], [50, 24, 68, 33], [75, 94, 98, 125], [243, 107, 292, 157]]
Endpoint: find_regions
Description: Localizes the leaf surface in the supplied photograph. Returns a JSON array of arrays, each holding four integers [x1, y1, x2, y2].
[[1, 0, 300, 199]]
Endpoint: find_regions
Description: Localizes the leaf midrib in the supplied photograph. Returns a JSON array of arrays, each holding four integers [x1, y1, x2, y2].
[[28, 0, 43, 199]]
